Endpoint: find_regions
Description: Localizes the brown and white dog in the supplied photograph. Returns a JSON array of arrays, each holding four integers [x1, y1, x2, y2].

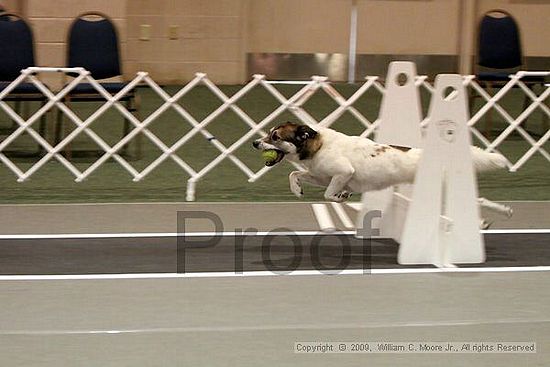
[[252, 122, 512, 220]]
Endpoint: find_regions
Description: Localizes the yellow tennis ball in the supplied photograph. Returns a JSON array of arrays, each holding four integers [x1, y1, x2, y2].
[[262, 149, 278, 163]]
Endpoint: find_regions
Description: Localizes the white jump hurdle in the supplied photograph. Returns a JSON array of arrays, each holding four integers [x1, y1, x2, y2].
[[358, 62, 485, 267], [358, 61, 423, 243]]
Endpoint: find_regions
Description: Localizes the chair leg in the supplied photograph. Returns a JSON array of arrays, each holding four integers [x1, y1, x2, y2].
[[55, 98, 72, 160], [37, 100, 47, 156], [125, 94, 142, 160], [485, 83, 494, 138], [64, 98, 72, 160], [54, 105, 63, 147], [134, 93, 142, 160], [121, 99, 132, 157], [543, 111, 550, 134], [468, 88, 477, 121], [522, 85, 533, 134], [23, 101, 30, 122], [543, 86, 550, 133], [12, 100, 21, 129]]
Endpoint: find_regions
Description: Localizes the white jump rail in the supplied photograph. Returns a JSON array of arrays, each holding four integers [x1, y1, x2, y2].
[[0, 67, 548, 201]]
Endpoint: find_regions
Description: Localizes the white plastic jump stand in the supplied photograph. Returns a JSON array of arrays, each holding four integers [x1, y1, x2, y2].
[[376, 61, 423, 147], [357, 61, 423, 241], [398, 74, 485, 267]]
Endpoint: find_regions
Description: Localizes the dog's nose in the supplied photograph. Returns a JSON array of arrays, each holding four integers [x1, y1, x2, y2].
[[252, 140, 260, 149]]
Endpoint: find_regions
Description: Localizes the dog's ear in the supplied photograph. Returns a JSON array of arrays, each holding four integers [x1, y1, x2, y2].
[[296, 125, 317, 142]]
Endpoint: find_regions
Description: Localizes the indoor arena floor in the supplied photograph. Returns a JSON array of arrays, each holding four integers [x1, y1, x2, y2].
[[0, 202, 548, 366]]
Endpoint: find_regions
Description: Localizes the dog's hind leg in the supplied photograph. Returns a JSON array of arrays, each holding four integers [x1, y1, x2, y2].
[[477, 198, 513, 229], [478, 197, 513, 218]]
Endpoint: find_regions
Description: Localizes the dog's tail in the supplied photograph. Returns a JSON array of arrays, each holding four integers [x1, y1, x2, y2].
[[470, 147, 508, 172]]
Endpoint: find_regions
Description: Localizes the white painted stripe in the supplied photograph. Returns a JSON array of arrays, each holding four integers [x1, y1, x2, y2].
[[0, 228, 548, 240], [481, 229, 550, 234], [311, 204, 337, 232], [2, 318, 547, 336], [0, 233, 181, 239], [0, 230, 356, 240], [0, 266, 549, 281], [370, 266, 550, 274], [330, 202, 355, 229]]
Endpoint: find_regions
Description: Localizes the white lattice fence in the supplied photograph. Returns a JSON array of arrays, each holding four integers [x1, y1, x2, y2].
[[415, 71, 550, 171], [0, 67, 548, 200]]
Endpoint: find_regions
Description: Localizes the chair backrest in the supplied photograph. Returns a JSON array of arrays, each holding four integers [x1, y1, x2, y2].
[[477, 10, 522, 69], [0, 14, 35, 81], [67, 12, 121, 79]]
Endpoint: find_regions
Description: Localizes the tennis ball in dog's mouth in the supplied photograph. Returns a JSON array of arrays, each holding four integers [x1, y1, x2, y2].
[[262, 149, 279, 164]]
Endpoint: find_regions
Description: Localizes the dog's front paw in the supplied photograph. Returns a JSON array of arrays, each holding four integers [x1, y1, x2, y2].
[[289, 172, 304, 198], [325, 191, 352, 203], [338, 191, 352, 200]]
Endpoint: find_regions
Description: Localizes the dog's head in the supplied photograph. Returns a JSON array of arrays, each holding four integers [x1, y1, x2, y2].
[[252, 122, 319, 166]]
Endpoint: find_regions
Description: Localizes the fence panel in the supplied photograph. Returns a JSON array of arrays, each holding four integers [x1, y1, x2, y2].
[[0, 67, 548, 200]]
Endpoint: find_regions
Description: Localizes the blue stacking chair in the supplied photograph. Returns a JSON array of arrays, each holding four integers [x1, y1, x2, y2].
[[0, 13, 47, 155], [56, 12, 140, 158], [474, 10, 546, 136]]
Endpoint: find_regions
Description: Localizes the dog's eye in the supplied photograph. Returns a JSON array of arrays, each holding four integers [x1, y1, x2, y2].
[[271, 132, 279, 141]]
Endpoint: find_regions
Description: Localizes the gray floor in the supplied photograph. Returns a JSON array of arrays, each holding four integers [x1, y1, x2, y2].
[[0, 272, 548, 366], [0, 202, 321, 234], [0, 200, 549, 235], [0, 201, 549, 366]]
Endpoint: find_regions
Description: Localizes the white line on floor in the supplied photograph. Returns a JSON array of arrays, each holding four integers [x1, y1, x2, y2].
[[482, 229, 550, 234], [0, 230, 357, 239], [1, 318, 548, 336], [0, 229, 549, 240], [0, 266, 549, 281]]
